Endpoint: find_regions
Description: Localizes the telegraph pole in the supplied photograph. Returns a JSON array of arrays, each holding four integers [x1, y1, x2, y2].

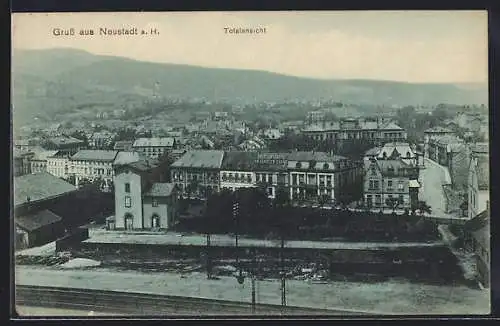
[[206, 232, 212, 279], [251, 249, 256, 314], [280, 235, 286, 307], [233, 200, 244, 284]]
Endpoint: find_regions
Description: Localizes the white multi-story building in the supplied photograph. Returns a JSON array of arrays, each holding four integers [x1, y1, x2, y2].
[[218, 151, 362, 203], [112, 158, 178, 231], [302, 118, 407, 145], [30, 149, 59, 174], [69, 150, 118, 188], [287, 151, 363, 203], [132, 137, 176, 159], [220, 152, 258, 192], [46, 151, 71, 179]]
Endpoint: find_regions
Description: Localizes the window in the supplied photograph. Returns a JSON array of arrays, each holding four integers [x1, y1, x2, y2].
[[387, 180, 393, 188], [296, 162, 302, 169], [268, 187, 274, 197], [323, 163, 329, 170], [125, 196, 131, 208], [366, 195, 373, 207], [398, 181, 404, 191], [152, 198, 158, 207], [125, 183, 130, 193], [398, 195, 404, 204]]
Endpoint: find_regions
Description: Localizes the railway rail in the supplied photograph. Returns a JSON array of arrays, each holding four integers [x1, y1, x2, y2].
[[15, 285, 374, 316]]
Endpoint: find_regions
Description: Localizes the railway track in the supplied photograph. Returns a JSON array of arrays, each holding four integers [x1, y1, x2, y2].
[[15, 285, 374, 316]]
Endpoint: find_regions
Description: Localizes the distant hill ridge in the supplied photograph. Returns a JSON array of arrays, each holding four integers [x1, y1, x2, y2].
[[12, 48, 488, 124]]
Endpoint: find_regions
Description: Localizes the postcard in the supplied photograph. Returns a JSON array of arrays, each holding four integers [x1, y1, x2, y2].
[[11, 11, 490, 318]]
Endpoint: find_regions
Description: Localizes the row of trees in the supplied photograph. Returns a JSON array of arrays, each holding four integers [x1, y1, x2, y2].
[[187, 186, 434, 241]]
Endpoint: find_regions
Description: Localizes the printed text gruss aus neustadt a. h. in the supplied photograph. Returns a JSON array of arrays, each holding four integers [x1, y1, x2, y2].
[[52, 27, 159, 36]]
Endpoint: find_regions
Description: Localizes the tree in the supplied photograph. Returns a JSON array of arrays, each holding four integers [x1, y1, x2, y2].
[[65, 175, 76, 186], [385, 197, 401, 213], [186, 179, 200, 198], [157, 152, 176, 182], [69, 131, 89, 148], [234, 187, 270, 234], [114, 128, 137, 142], [318, 194, 330, 209], [416, 200, 432, 216]]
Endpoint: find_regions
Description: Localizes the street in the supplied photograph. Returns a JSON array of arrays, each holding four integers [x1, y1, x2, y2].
[[419, 158, 455, 220]]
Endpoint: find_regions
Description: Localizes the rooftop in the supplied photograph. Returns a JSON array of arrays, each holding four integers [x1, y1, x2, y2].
[[432, 135, 464, 146], [113, 141, 134, 150], [14, 172, 77, 207], [143, 183, 176, 197], [424, 126, 454, 133], [133, 137, 175, 148], [47, 151, 69, 159], [71, 150, 119, 162], [13, 148, 33, 158], [379, 122, 404, 131], [31, 150, 59, 161], [364, 147, 382, 157], [127, 159, 161, 172], [287, 151, 346, 162], [221, 151, 258, 170], [48, 136, 85, 146], [16, 209, 62, 232], [302, 120, 403, 132], [113, 151, 145, 166], [171, 150, 225, 169], [366, 159, 414, 177], [378, 143, 415, 159]]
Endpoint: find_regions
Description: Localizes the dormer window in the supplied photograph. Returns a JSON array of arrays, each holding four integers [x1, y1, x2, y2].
[[296, 162, 302, 169], [406, 151, 411, 158], [323, 163, 329, 170]]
